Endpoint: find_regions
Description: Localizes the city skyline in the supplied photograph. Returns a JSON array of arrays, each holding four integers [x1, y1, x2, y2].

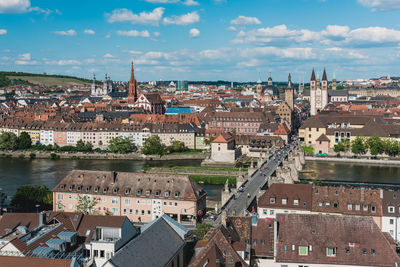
[[1, 0, 400, 81]]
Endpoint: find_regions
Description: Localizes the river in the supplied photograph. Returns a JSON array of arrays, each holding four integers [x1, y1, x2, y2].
[[0, 158, 222, 201], [300, 160, 400, 184]]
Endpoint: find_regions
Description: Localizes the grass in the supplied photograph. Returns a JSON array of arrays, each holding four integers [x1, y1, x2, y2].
[[189, 175, 236, 185], [7, 75, 92, 87], [153, 166, 247, 172]]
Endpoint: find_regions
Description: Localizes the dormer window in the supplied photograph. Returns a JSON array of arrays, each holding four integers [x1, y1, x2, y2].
[[270, 197, 275, 204], [293, 199, 299, 205], [389, 206, 395, 213], [103, 187, 108, 193], [113, 188, 118, 194], [125, 188, 131, 195], [85, 186, 90, 192], [77, 186, 82, 191], [165, 191, 170, 197], [145, 190, 151, 196], [94, 187, 99, 193], [282, 198, 287, 205], [394, 193, 397, 199], [68, 185, 74, 191], [137, 189, 142, 196], [155, 191, 160, 197], [174, 192, 180, 198], [60, 185, 65, 190]]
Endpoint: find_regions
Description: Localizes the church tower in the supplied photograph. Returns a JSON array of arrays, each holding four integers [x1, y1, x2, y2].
[[91, 73, 96, 96], [285, 73, 294, 111], [321, 68, 328, 110], [310, 68, 317, 116], [332, 72, 337, 90], [128, 60, 138, 104]]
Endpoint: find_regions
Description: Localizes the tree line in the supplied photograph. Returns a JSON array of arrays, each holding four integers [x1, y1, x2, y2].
[[335, 136, 400, 156]]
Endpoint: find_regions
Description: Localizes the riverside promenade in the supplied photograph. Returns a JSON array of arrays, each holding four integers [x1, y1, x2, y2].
[[305, 156, 400, 166]]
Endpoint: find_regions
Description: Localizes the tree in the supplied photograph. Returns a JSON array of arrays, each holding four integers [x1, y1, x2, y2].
[[351, 136, 367, 155], [383, 139, 400, 156], [0, 132, 18, 150], [301, 145, 314, 155], [17, 132, 32, 150], [167, 140, 188, 153], [142, 135, 166, 155], [193, 223, 213, 239], [334, 139, 350, 153], [76, 139, 93, 152], [366, 136, 384, 156], [108, 137, 135, 154], [76, 195, 99, 215], [11, 185, 52, 212]]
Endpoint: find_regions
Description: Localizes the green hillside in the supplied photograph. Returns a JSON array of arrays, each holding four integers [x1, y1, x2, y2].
[[0, 72, 95, 87]]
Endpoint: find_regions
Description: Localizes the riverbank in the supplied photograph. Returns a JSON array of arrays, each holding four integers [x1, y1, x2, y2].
[[0, 151, 208, 161], [144, 166, 246, 177], [305, 156, 400, 166]]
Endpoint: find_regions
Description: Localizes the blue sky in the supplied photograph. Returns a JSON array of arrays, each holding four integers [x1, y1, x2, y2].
[[1, 0, 400, 82]]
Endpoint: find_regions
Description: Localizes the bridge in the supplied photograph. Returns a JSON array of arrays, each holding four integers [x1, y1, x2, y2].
[[209, 144, 296, 226]]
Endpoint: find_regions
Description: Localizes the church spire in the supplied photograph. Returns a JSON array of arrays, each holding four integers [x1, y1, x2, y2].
[[128, 59, 138, 103], [287, 73, 292, 88], [311, 68, 316, 81], [322, 68, 328, 81]]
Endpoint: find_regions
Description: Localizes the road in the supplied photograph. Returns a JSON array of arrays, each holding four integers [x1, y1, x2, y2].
[[211, 143, 295, 226]]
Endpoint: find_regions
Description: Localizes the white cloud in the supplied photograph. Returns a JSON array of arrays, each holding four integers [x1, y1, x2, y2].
[[189, 28, 200, 37], [358, 0, 400, 11], [107, 7, 164, 26], [116, 30, 150, 37], [15, 60, 38, 65], [103, 53, 114, 58], [153, 31, 161, 37], [0, 0, 30, 13], [233, 24, 400, 47], [53, 30, 77, 36], [183, 0, 199, 6], [230, 16, 261, 25], [128, 50, 144, 55], [227, 26, 237, 31], [163, 11, 200, 25], [45, 59, 81, 65], [105, 34, 111, 39], [84, 29, 95, 35], [0, 29, 6, 35], [18, 53, 31, 60]]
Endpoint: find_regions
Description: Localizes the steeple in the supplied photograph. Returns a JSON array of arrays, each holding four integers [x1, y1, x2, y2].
[[311, 68, 316, 81], [316, 71, 320, 80], [257, 72, 262, 84], [322, 68, 328, 81], [128, 59, 138, 103], [287, 73, 292, 88]]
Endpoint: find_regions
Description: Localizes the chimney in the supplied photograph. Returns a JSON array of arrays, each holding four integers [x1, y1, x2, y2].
[[39, 211, 45, 227], [113, 171, 117, 184], [361, 187, 365, 202], [228, 234, 232, 244]]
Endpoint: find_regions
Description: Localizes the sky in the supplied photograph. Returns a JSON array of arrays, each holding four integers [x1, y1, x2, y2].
[[1, 0, 400, 82]]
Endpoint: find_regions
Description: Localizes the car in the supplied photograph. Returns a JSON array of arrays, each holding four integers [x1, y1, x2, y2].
[[238, 187, 244, 192]]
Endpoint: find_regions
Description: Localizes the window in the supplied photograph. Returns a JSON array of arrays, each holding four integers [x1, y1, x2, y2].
[[327, 247, 337, 257], [284, 245, 287, 252], [292, 245, 295, 251], [125, 199, 131, 205], [113, 188, 118, 194], [137, 189, 142, 196], [112, 198, 118, 204], [165, 191, 170, 197], [103, 187, 108, 193], [390, 219, 394, 225], [299, 246, 308, 256], [372, 206, 376, 212], [94, 187, 99, 193], [371, 249, 376, 255], [363, 204, 368, 211], [325, 202, 331, 208], [94, 250, 99, 258], [263, 209, 267, 215], [270, 210, 274, 215], [345, 248, 350, 254], [318, 202, 323, 207], [145, 190, 151, 196], [282, 198, 287, 205], [253, 239, 257, 244], [333, 202, 338, 208], [293, 199, 299, 205], [355, 204, 360, 211], [335, 190, 339, 195], [270, 197, 275, 204], [125, 188, 131, 194], [309, 245, 312, 252], [112, 208, 118, 214], [100, 250, 105, 258], [389, 206, 395, 213], [261, 240, 265, 245], [174, 192, 180, 198], [155, 191, 160, 196], [362, 248, 367, 255], [347, 204, 352, 210]]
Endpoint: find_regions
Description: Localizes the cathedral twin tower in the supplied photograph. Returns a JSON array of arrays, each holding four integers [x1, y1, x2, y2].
[[310, 68, 336, 116]]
